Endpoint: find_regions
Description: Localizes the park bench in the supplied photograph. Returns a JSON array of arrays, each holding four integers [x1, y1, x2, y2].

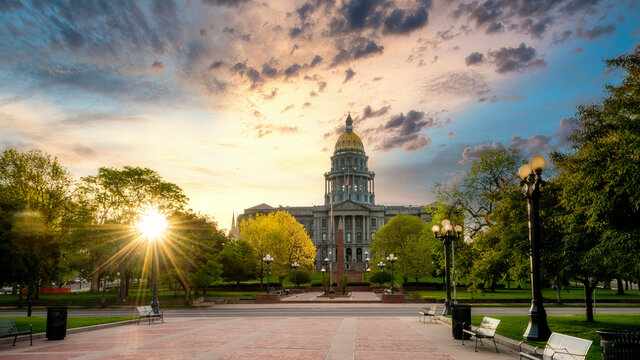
[[519, 332, 592, 360], [136, 305, 164, 325], [0, 319, 32, 346], [418, 305, 439, 323], [461, 316, 501, 352]]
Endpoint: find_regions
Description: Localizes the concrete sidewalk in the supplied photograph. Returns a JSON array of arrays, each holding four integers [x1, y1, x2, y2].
[[282, 291, 381, 302], [0, 316, 518, 359]]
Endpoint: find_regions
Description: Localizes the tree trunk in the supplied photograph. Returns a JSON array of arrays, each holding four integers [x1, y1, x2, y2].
[[507, 279, 510, 289], [34, 283, 39, 300], [625, 280, 629, 290], [90, 274, 100, 292], [616, 278, 625, 295], [183, 281, 190, 305], [556, 286, 562, 304], [118, 264, 126, 302], [583, 280, 595, 322], [17, 285, 23, 308], [125, 273, 130, 296]]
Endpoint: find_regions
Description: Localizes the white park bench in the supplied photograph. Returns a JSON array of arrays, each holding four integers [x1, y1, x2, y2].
[[519, 332, 592, 360], [418, 305, 439, 323], [136, 305, 164, 325], [461, 316, 501, 352]]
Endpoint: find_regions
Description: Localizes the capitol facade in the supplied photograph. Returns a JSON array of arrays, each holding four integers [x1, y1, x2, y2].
[[238, 114, 431, 271]]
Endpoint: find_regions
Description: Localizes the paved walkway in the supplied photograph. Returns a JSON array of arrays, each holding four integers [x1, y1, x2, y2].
[[282, 291, 380, 302], [0, 316, 517, 359]]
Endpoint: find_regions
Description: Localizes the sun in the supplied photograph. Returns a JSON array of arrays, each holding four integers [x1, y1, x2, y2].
[[136, 209, 168, 239]]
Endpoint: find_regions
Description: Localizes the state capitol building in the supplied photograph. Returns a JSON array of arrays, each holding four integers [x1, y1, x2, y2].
[[237, 114, 432, 271]]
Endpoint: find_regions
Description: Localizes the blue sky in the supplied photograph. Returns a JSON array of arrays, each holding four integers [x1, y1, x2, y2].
[[1, 0, 639, 230]]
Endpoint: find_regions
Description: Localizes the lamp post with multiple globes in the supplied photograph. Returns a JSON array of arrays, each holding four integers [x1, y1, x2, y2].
[[386, 254, 398, 294], [519, 155, 551, 341], [431, 219, 462, 316], [263, 254, 274, 294]]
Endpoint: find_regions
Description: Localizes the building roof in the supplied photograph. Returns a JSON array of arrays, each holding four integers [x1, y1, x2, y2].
[[247, 203, 274, 210]]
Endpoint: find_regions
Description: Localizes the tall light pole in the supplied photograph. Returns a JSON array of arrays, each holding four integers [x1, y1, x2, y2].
[[386, 254, 398, 294], [378, 261, 386, 291], [519, 155, 551, 341], [432, 219, 462, 315], [263, 254, 274, 294], [291, 261, 299, 289]]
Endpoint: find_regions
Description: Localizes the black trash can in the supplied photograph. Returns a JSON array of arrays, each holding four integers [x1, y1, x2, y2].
[[597, 330, 640, 360], [451, 304, 471, 340], [46, 306, 68, 340]]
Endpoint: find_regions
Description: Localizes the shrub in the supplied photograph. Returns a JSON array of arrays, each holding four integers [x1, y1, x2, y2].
[[285, 269, 312, 285], [339, 275, 349, 295], [367, 270, 391, 284]]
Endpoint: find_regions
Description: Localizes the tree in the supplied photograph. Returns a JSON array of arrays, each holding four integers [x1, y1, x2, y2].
[[434, 147, 525, 238], [72, 166, 188, 296], [370, 214, 433, 283], [218, 239, 258, 285], [163, 212, 226, 304], [552, 46, 640, 321], [0, 150, 74, 307], [239, 211, 316, 283]]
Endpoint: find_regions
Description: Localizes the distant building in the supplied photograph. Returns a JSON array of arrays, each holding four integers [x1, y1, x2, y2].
[[238, 114, 432, 271]]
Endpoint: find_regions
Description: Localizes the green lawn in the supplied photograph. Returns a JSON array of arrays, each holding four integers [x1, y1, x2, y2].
[[1, 316, 135, 334], [469, 314, 640, 360], [415, 286, 640, 302]]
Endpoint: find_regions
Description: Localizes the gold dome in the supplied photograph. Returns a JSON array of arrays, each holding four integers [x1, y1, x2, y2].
[[333, 113, 365, 154], [334, 131, 364, 152]]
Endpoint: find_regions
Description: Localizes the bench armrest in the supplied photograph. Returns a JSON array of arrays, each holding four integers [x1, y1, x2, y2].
[[518, 340, 540, 355]]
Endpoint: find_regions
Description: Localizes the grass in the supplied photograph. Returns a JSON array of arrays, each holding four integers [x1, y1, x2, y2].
[[415, 286, 640, 302], [1, 316, 135, 334], [469, 314, 640, 360]]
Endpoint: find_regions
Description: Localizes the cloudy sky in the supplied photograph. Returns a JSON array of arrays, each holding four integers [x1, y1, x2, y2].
[[1, 0, 639, 230]]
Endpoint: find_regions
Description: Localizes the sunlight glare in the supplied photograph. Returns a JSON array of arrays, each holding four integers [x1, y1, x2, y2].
[[137, 209, 168, 240]]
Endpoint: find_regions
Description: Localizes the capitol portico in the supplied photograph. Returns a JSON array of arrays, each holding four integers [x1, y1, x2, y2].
[[238, 114, 432, 273]]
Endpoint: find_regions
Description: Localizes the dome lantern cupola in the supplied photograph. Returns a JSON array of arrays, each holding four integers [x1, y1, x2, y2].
[[324, 114, 375, 205]]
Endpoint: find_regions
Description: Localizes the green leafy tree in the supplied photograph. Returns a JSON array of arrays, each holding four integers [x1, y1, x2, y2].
[[0, 150, 74, 302], [552, 46, 640, 321], [73, 166, 188, 296], [370, 214, 433, 283], [218, 239, 258, 285], [434, 147, 525, 238]]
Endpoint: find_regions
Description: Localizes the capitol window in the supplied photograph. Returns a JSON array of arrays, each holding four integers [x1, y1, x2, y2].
[[346, 233, 352, 242], [322, 218, 327, 227], [322, 233, 327, 242]]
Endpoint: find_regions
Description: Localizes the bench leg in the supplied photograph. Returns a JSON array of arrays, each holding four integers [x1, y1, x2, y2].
[[30, 332, 32, 346], [462, 334, 466, 346], [13, 335, 17, 346], [493, 337, 498, 353]]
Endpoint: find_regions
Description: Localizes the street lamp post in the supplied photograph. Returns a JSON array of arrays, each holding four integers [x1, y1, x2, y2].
[[386, 254, 398, 294], [263, 254, 274, 294], [378, 261, 386, 291], [101, 273, 108, 307], [291, 261, 299, 290], [519, 155, 551, 341], [432, 220, 462, 315], [151, 248, 160, 313]]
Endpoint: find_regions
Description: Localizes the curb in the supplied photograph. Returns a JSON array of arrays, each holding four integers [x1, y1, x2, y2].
[[437, 316, 538, 355], [0, 319, 138, 346]]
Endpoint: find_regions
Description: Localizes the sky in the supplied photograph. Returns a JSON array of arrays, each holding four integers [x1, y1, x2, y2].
[[1, 0, 639, 231]]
